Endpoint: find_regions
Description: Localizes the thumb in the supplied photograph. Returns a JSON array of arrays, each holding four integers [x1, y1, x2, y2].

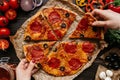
[[27, 61, 35, 72], [92, 21, 109, 27]]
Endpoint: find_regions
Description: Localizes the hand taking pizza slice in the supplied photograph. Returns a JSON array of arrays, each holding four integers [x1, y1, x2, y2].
[[69, 13, 104, 39], [23, 41, 56, 65]]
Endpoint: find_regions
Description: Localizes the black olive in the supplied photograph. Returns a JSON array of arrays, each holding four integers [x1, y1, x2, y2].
[[39, 15, 44, 20], [37, 63, 42, 68], [61, 23, 66, 28], [88, 56, 92, 61], [65, 13, 70, 17], [25, 36, 31, 41], [80, 34, 84, 38], [113, 62, 120, 70], [43, 43, 48, 49], [107, 63, 113, 69], [110, 57, 116, 62], [53, 48, 57, 52], [105, 56, 111, 62], [111, 53, 119, 60], [92, 27, 98, 32], [60, 66, 65, 71]]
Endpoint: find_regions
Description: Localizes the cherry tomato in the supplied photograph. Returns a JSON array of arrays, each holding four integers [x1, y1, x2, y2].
[[9, 0, 19, 9], [0, 0, 9, 12], [5, 9, 17, 20], [0, 28, 10, 38], [0, 16, 9, 27], [0, 39, 9, 50]]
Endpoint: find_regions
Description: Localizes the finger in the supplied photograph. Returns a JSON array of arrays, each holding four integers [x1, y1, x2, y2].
[[24, 62, 29, 69], [31, 68, 39, 75], [17, 59, 28, 68], [92, 21, 109, 27], [27, 61, 35, 72]]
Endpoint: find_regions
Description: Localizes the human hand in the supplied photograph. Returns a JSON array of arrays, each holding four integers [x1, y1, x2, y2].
[[92, 9, 120, 29], [16, 59, 38, 80]]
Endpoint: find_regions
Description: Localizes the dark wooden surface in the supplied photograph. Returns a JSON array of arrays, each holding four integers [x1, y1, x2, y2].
[[0, 0, 118, 80]]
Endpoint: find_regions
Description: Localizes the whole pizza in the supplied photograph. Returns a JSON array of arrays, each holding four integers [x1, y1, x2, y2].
[[10, 0, 106, 80]]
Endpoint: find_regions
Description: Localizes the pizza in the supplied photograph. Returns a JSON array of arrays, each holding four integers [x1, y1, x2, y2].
[[42, 41, 96, 76], [11, 0, 105, 79], [69, 13, 104, 39], [23, 41, 56, 64], [24, 7, 76, 41]]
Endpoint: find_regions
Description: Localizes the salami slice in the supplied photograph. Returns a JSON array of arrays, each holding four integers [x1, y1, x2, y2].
[[47, 30, 57, 40], [69, 58, 82, 70], [54, 29, 63, 39], [48, 11, 61, 24], [29, 46, 44, 61], [64, 42, 77, 53], [82, 41, 95, 53], [48, 57, 60, 68], [30, 21, 42, 32]]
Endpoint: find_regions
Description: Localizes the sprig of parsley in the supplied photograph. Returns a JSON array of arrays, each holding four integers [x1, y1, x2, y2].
[[105, 29, 120, 45], [113, 0, 120, 6]]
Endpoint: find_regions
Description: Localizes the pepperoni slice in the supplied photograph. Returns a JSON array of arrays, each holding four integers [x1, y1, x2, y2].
[[48, 57, 60, 68], [30, 46, 44, 61], [48, 11, 61, 24], [47, 30, 57, 40], [54, 29, 63, 39], [69, 58, 82, 70], [77, 18, 88, 31], [82, 41, 95, 53], [64, 42, 77, 53], [30, 21, 42, 32], [0, 39, 9, 50]]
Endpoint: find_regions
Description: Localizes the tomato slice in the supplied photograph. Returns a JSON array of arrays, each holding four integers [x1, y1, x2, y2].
[[5, 9, 17, 20], [82, 41, 95, 53], [0, 39, 9, 50]]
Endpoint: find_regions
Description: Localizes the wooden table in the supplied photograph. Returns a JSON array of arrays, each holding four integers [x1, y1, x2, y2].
[[0, 0, 119, 80]]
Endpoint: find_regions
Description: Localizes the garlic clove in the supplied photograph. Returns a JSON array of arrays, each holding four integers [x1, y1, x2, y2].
[[99, 71, 106, 80], [105, 77, 112, 80], [106, 70, 113, 77]]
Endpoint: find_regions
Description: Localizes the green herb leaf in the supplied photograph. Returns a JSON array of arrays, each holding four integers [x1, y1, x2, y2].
[[114, 0, 120, 6]]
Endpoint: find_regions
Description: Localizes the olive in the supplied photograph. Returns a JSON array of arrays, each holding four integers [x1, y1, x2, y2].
[[107, 63, 113, 69], [37, 63, 42, 68], [80, 34, 84, 38], [25, 36, 31, 41], [65, 13, 70, 17], [113, 62, 120, 70], [88, 56, 92, 61], [60, 66, 65, 71], [110, 57, 116, 62], [61, 23, 66, 28], [43, 43, 48, 49], [111, 53, 119, 60], [92, 27, 98, 32], [105, 56, 111, 62], [53, 48, 57, 52]]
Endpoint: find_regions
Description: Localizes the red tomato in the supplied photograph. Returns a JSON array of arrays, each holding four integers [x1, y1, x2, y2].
[[5, 9, 17, 20], [0, 0, 9, 12], [0, 16, 9, 27], [0, 28, 10, 38], [9, 0, 19, 9], [0, 39, 9, 50]]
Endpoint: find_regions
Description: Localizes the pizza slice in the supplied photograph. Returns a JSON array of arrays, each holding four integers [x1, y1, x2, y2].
[[24, 11, 57, 41], [69, 13, 104, 39], [42, 7, 76, 40], [23, 41, 56, 65], [42, 41, 96, 76]]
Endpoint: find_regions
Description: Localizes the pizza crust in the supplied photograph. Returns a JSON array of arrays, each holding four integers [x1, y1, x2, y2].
[[10, 0, 105, 80]]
